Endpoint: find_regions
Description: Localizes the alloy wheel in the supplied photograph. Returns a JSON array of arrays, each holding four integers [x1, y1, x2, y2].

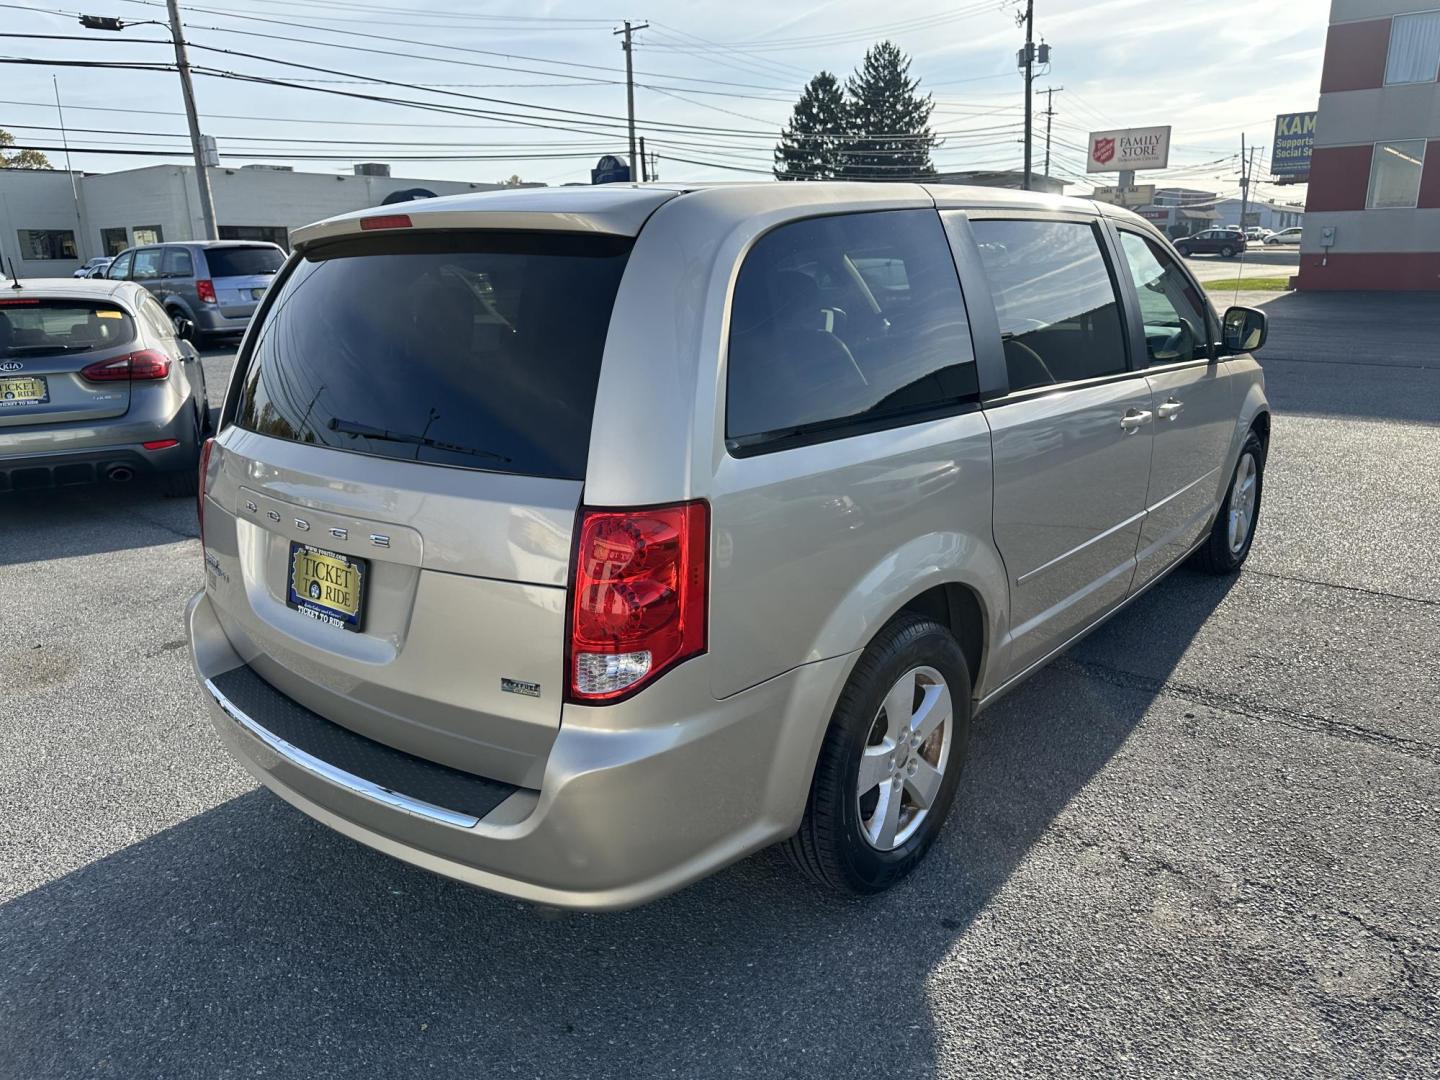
[[856, 665, 954, 851], [1228, 451, 1258, 554]]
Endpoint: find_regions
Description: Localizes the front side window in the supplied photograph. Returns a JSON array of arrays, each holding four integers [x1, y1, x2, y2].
[[1385, 10, 1440, 84], [236, 230, 631, 480], [971, 219, 1128, 393], [16, 230, 77, 261], [107, 250, 133, 279], [1367, 140, 1427, 209], [726, 209, 977, 445], [1117, 232, 1211, 364]]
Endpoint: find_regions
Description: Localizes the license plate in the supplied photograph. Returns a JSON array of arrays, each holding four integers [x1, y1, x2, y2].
[[286, 542, 367, 632], [0, 375, 48, 407], [251, 288, 266, 300]]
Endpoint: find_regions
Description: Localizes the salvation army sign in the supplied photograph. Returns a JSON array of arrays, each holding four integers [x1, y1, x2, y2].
[[1085, 126, 1172, 173]]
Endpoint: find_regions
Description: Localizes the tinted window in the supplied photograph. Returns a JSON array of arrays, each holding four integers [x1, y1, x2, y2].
[[236, 231, 631, 479], [1117, 231, 1211, 364], [205, 246, 284, 278], [727, 209, 977, 444], [971, 219, 1128, 392], [0, 299, 136, 356], [163, 247, 194, 278], [132, 249, 164, 281]]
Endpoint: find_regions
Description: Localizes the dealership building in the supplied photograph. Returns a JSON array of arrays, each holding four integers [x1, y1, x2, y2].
[[0, 163, 512, 278], [1298, 0, 1440, 290]]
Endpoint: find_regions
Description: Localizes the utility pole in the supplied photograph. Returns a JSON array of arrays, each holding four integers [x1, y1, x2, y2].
[[638, 135, 648, 182], [1238, 134, 1258, 232], [614, 20, 649, 182], [52, 76, 86, 260], [165, 0, 217, 239], [1042, 85, 1063, 179], [1021, 0, 1034, 190]]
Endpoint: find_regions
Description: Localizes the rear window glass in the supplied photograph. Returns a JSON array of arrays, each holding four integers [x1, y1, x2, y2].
[[206, 246, 284, 278], [235, 231, 632, 479], [0, 298, 136, 356]]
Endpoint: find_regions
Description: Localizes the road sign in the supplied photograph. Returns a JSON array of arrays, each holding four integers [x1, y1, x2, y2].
[[1086, 126, 1171, 173], [591, 155, 632, 185], [1271, 111, 1316, 180], [1091, 183, 1157, 207]]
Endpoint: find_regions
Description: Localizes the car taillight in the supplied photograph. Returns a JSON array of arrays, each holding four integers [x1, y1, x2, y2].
[[79, 349, 171, 381], [568, 501, 708, 702], [196, 278, 217, 304], [197, 437, 214, 544]]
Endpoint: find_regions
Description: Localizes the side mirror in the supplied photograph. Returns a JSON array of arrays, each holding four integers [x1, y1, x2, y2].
[[1223, 305, 1267, 353]]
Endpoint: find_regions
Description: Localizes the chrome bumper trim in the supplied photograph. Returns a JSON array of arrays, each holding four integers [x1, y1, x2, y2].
[[203, 675, 481, 830]]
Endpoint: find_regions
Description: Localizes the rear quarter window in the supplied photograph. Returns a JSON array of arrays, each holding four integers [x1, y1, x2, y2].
[[234, 230, 632, 479]]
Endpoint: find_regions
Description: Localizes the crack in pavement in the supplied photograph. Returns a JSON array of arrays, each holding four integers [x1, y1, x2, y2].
[[1051, 656, 1440, 765], [1243, 568, 1439, 608]]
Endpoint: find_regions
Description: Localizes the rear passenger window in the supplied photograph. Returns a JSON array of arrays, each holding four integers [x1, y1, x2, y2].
[[1116, 231, 1211, 364], [971, 219, 1128, 393], [726, 209, 977, 446], [163, 247, 193, 278]]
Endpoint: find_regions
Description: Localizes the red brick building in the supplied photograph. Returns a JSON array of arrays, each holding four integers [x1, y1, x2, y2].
[[1298, 2, 1440, 290]]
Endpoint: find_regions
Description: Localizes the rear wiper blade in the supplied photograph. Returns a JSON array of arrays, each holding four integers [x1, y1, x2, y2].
[[327, 417, 511, 462]]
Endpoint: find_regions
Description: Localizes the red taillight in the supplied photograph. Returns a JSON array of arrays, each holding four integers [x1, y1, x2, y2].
[[197, 437, 214, 544], [79, 349, 171, 381], [568, 501, 708, 702], [196, 278, 217, 304], [360, 214, 412, 230]]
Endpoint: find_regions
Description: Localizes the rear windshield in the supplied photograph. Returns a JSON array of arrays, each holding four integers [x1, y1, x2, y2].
[[234, 231, 632, 479], [0, 298, 136, 356], [205, 246, 285, 278]]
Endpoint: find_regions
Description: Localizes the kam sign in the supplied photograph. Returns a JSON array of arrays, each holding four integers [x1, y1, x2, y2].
[[1085, 126, 1172, 173], [1271, 111, 1316, 180]]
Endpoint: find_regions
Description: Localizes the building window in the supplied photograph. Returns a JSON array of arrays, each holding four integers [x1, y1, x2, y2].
[[219, 225, 290, 250], [1367, 140, 1428, 209], [1385, 10, 1440, 84], [132, 225, 164, 245], [16, 229, 77, 260], [100, 227, 129, 256]]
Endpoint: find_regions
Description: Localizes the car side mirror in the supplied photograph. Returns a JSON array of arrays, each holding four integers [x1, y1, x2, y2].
[[1223, 306, 1267, 353]]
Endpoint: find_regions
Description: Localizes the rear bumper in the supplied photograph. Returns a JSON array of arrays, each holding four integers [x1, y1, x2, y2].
[[187, 589, 853, 910], [0, 401, 199, 490], [194, 307, 254, 333]]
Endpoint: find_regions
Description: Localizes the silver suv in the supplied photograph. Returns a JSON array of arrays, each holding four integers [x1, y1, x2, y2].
[[107, 241, 285, 344], [187, 184, 1270, 909]]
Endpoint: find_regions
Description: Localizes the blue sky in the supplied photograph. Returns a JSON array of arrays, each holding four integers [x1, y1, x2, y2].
[[1, 0, 1327, 202]]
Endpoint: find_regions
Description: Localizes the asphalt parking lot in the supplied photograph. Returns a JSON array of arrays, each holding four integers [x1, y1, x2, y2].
[[2, 298, 1438, 1078]]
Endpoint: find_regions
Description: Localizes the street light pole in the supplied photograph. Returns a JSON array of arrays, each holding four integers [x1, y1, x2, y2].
[[165, 0, 217, 240], [81, 5, 218, 239]]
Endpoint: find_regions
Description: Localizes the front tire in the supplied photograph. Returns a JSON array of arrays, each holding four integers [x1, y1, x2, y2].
[[783, 614, 971, 896], [1220, 245, 1235, 258], [1177, 245, 1192, 257], [1193, 430, 1265, 573]]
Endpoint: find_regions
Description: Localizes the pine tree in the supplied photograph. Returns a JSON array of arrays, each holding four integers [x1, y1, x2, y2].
[[773, 72, 848, 181], [839, 42, 935, 182]]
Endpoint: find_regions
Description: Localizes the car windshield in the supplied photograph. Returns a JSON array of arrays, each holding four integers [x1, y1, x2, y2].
[[0, 297, 137, 356], [206, 246, 285, 277]]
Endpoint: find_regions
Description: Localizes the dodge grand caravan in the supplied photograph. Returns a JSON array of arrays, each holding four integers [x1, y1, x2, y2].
[[187, 183, 1270, 910]]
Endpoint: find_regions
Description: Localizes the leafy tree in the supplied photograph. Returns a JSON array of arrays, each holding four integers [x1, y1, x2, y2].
[[839, 41, 935, 182], [500, 173, 526, 187], [773, 71, 847, 181], [0, 129, 53, 170]]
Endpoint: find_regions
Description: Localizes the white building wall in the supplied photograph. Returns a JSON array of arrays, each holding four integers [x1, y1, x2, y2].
[[0, 169, 90, 277]]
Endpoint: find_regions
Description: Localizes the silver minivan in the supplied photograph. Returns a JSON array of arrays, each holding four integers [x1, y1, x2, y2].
[[187, 183, 1270, 910]]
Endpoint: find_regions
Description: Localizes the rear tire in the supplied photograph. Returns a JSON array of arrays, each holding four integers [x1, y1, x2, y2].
[[1220, 245, 1235, 258], [1192, 430, 1265, 574], [1176, 245, 1192, 257], [783, 613, 971, 896]]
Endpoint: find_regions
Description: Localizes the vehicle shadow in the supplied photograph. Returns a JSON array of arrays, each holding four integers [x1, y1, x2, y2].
[[0, 568, 1238, 1078], [0, 480, 198, 568]]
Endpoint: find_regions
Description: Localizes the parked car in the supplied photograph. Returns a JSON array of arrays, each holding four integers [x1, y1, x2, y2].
[[80, 259, 114, 279], [0, 278, 210, 495], [72, 256, 113, 278], [107, 240, 286, 343], [188, 183, 1271, 909], [1265, 227, 1303, 246], [1174, 229, 1247, 258], [1243, 227, 1272, 242]]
